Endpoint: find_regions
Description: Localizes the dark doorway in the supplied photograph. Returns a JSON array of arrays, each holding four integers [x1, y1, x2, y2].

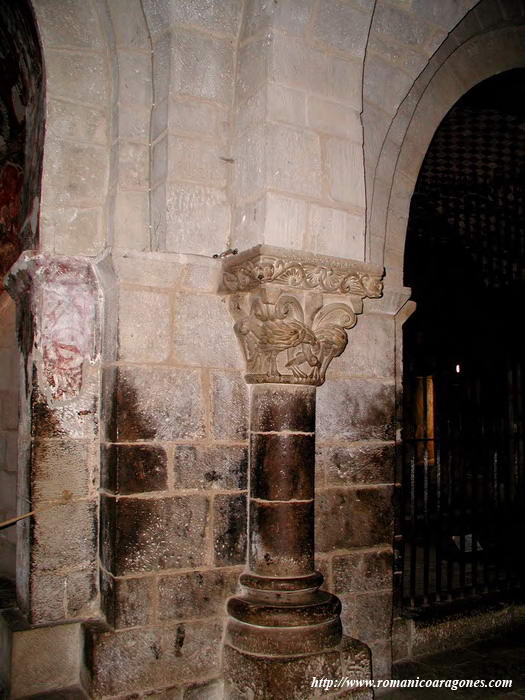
[[400, 69, 525, 611]]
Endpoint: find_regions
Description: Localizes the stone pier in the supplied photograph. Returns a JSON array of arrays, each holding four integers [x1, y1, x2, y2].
[[220, 245, 383, 699]]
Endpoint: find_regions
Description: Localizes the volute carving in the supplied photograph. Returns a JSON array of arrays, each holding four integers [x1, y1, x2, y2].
[[222, 246, 384, 387]]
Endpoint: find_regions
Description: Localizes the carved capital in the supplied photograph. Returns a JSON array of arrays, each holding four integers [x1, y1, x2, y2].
[[222, 246, 383, 386]]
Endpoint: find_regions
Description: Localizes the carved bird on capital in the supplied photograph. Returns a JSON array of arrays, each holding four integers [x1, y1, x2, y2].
[[256, 319, 318, 377]]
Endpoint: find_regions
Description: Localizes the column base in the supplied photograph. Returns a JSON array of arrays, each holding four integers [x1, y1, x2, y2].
[[223, 635, 373, 700]]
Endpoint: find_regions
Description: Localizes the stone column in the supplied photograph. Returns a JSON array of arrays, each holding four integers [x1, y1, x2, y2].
[[221, 245, 383, 699]]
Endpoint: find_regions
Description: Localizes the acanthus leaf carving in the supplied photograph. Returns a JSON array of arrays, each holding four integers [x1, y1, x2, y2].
[[231, 290, 357, 386], [223, 246, 384, 386]]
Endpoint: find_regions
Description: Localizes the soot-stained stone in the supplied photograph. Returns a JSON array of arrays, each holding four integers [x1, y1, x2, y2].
[[315, 489, 352, 553], [319, 441, 395, 486], [106, 495, 209, 574], [102, 444, 168, 494], [210, 370, 248, 440], [32, 439, 93, 502], [91, 627, 162, 696], [158, 568, 239, 621], [111, 575, 152, 628], [315, 486, 393, 552], [251, 385, 316, 433], [31, 389, 98, 439], [213, 493, 247, 566], [251, 433, 314, 501], [33, 500, 97, 572], [160, 620, 223, 686], [340, 591, 393, 644], [348, 486, 393, 548], [106, 367, 205, 442], [333, 548, 393, 594], [249, 500, 314, 576], [173, 444, 247, 490], [317, 378, 395, 442]]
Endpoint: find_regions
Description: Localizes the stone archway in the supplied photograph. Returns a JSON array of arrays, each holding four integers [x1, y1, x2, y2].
[[367, 15, 525, 279]]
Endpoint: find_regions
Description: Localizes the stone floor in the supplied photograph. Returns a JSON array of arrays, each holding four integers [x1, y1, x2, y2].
[[387, 629, 525, 698]]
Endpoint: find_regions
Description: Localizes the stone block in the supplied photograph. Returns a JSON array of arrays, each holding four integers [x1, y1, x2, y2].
[[42, 139, 109, 206], [0, 471, 15, 516], [118, 288, 171, 363], [263, 192, 307, 249], [113, 253, 184, 288], [266, 123, 323, 198], [367, 34, 428, 78], [319, 441, 395, 486], [181, 260, 222, 293], [118, 50, 153, 107], [170, 27, 235, 105], [170, 0, 243, 36], [167, 136, 229, 187], [329, 313, 395, 378], [272, 34, 362, 109], [170, 98, 227, 139], [113, 190, 150, 251], [236, 37, 271, 104], [224, 635, 371, 699], [348, 486, 393, 548], [317, 378, 395, 442], [118, 141, 149, 189], [340, 591, 392, 644], [102, 494, 209, 575], [315, 488, 352, 554], [210, 370, 248, 441], [106, 366, 205, 442], [42, 206, 104, 256], [173, 445, 247, 491], [108, 0, 150, 48], [11, 622, 84, 698], [91, 626, 161, 696], [308, 96, 361, 139], [111, 575, 152, 629], [307, 203, 364, 260], [158, 568, 239, 621], [333, 548, 393, 593], [242, 0, 315, 37], [411, 0, 477, 29], [373, 3, 436, 48], [32, 439, 94, 503], [267, 83, 306, 127], [313, 0, 372, 57], [173, 293, 243, 369], [65, 567, 98, 618], [325, 137, 365, 208], [47, 98, 107, 145], [152, 32, 171, 104], [213, 493, 247, 566], [363, 55, 414, 114], [102, 444, 168, 494], [165, 182, 230, 256], [233, 124, 266, 201], [46, 50, 108, 106], [119, 103, 151, 142], [33, 500, 97, 572], [0, 391, 18, 432], [35, 0, 103, 49], [160, 620, 223, 686]]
